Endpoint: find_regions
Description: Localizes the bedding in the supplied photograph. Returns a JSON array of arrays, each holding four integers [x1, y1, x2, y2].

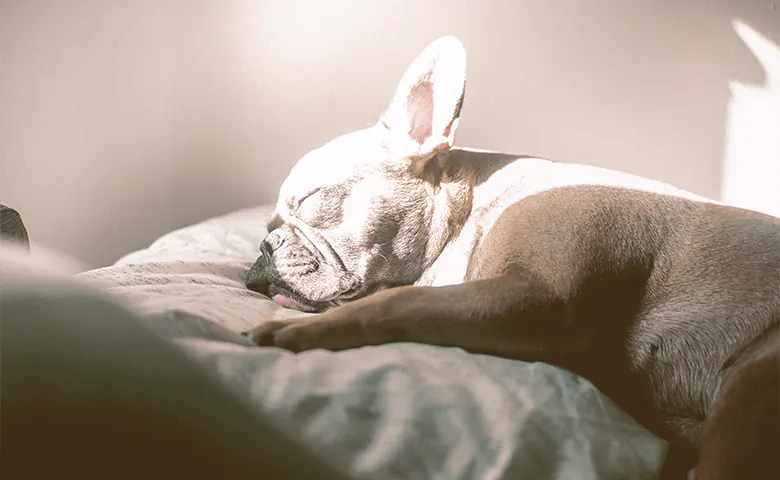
[[80, 205, 669, 480]]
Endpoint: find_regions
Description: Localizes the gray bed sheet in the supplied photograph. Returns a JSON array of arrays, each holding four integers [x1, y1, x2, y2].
[[79, 206, 668, 479]]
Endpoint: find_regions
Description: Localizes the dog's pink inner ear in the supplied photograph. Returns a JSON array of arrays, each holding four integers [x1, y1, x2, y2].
[[408, 80, 434, 145]]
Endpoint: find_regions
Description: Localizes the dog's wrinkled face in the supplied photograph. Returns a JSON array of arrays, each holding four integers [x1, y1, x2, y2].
[[246, 37, 468, 311]]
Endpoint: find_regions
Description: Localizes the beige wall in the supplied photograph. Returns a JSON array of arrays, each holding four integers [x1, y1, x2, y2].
[[2, 0, 778, 268]]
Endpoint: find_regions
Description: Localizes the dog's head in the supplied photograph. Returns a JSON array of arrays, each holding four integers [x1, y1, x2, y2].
[[246, 37, 468, 311]]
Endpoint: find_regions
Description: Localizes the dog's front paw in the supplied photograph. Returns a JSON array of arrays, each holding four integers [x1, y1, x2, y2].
[[242, 320, 291, 347], [242, 317, 363, 353], [242, 320, 314, 352]]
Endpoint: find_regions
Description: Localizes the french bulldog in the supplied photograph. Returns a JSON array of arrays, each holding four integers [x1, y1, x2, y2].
[[243, 37, 780, 477]]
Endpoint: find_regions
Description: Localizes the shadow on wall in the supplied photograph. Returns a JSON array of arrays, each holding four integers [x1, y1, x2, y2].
[[456, 1, 779, 205], [722, 19, 780, 218]]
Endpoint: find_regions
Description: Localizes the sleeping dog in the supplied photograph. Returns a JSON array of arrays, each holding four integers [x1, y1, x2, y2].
[[243, 37, 780, 477]]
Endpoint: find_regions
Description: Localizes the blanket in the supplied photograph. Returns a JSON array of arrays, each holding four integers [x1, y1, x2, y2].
[[79, 206, 668, 479]]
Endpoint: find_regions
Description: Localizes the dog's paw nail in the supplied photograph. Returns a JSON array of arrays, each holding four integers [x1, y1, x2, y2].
[[244, 321, 287, 347], [240, 331, 249, 337]]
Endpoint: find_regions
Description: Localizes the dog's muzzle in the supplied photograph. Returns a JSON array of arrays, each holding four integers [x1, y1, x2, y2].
[[245, 229, 287, 295]]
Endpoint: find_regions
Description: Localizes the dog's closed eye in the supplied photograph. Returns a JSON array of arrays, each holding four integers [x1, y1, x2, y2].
[[295, 187, 323, 210], [295, 187, 348, 229]]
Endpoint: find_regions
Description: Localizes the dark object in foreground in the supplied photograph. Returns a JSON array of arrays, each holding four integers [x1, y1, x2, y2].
[[2, 276, 352, 480], [0, 204, 30, 249]]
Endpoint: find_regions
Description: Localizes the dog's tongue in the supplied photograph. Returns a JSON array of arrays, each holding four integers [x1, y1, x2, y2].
[[272, 294, 301, 310]]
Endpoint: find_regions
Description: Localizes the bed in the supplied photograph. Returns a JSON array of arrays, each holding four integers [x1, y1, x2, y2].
[[76, 205, 669, 479]]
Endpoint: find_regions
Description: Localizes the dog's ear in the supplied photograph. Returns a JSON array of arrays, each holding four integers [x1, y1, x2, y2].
[[381, 36, 467, 167]]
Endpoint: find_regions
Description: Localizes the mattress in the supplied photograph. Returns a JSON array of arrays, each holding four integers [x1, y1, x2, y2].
[[79, 205, 668, 480]]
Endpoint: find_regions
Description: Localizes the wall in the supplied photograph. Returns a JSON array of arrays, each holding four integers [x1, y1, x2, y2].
[[1, 0, 778, 268]]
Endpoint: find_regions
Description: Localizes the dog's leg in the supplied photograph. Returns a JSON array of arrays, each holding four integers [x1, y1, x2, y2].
[[244, 270, 589, 359], [694, 349, 780, 479]]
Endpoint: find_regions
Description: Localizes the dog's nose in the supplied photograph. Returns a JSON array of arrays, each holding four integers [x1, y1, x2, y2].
[[267, 229, 286, 250], [260, 230, 286, 257]]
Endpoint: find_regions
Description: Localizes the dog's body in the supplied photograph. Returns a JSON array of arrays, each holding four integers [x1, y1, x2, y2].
[[244, 38, 780, 477]]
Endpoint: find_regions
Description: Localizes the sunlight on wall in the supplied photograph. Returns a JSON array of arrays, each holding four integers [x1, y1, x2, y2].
[[721, 20, 780, 218]]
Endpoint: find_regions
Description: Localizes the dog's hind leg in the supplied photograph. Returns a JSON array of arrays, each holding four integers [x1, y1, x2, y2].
[[695, 349, 780, 479]]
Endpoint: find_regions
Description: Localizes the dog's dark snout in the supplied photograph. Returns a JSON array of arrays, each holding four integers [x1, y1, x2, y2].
[[246, 256, 269, 291], [247, 231, 286, 295], [246, 258, 271, 295]]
